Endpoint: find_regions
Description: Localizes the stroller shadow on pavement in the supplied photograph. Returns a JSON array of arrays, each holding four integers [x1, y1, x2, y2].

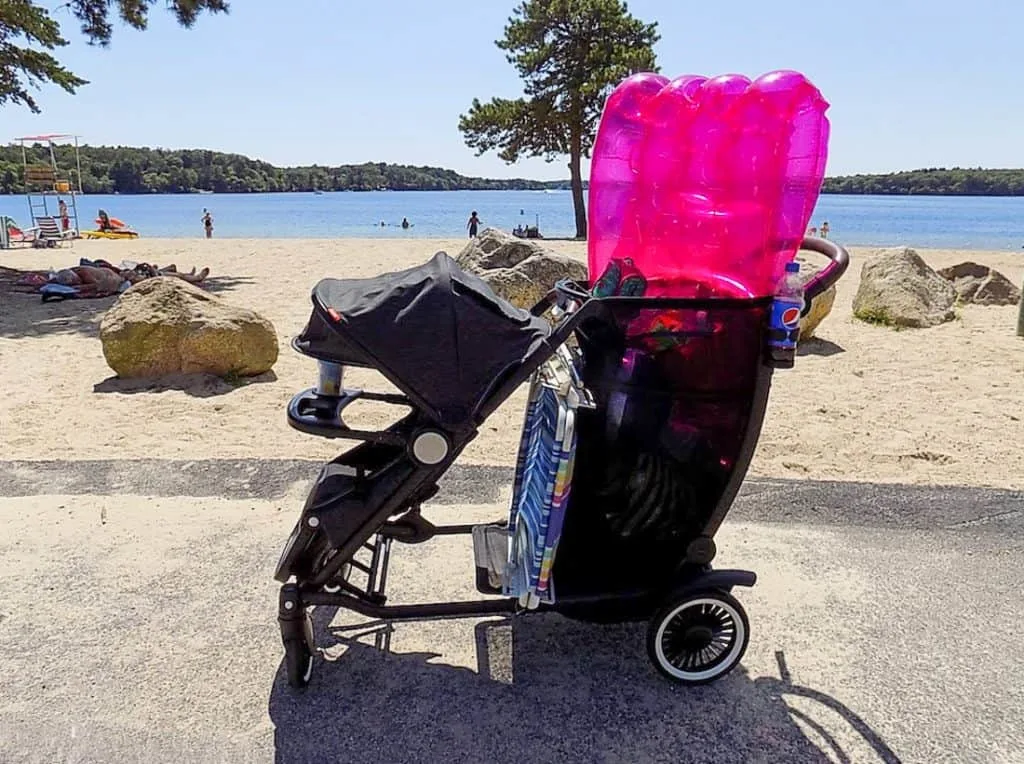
[[269, 610, 902, 764]]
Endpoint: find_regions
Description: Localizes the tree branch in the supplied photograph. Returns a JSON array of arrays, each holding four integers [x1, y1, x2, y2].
[[0, 0, 228, 111]]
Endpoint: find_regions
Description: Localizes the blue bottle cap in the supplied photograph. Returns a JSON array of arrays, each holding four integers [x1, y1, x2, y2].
[[785, 262, 800, 273]]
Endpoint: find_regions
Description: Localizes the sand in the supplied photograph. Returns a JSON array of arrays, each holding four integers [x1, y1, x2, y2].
[[1, 237, 1021, 489]]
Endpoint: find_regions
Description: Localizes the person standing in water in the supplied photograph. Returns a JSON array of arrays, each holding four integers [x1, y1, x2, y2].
[[820, 220, 830, 239], [401, 217, 411, 230], [202, 209, 214, 239], [467, 210, 480, 238]]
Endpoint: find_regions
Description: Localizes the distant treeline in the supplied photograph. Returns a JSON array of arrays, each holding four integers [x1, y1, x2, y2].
[[822, 168, 1024, 196], [2, 145, 1022, 196], [0, 144, 571, 195]]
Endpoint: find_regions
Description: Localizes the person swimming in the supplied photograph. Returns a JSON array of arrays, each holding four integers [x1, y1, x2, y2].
[[401, 217, 410, 229]]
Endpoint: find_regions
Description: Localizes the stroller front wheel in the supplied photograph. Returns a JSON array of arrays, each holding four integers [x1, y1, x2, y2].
[[283, 611, 316, 689], [646, 590, 749, 685]]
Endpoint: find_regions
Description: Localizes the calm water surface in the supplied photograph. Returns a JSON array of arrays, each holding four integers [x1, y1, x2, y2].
[[2, 190, 1022, 250]]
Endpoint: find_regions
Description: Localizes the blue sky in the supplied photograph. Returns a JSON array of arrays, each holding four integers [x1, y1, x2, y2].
[[5, 0, 1020, 179]]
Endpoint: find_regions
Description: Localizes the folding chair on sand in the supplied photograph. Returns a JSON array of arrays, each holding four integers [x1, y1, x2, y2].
[[1, 216, 34, 248], [32, 216, 76, 248]]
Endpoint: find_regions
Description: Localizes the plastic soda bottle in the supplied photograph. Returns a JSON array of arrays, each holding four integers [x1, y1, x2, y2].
[[768, 261, 804, 368]]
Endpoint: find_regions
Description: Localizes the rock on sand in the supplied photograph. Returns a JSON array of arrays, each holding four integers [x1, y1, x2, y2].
[[853, 247, 957, 328], [937, 261, 1022, 306], [456, 228, 588, 310], [99, 277, 279, 379]]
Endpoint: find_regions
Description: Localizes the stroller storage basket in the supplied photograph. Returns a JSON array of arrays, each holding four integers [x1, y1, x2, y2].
[[551, 294, 774, 600]]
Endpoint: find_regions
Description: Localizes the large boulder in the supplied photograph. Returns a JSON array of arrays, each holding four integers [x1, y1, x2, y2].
[[456, 228, 587, 309], [937, 261, 1021, 306], [99, 277, 278, 379], [794, 252, 838, 340], [852, 247, 957, 328]]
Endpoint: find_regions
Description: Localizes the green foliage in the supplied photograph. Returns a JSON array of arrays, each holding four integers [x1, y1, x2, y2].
[[460, 0, 658, 237], [853, 305, 899, 328], [0, 144, 571, 194], [823, 168, 1024, 196], [0, 0, 227, 112]]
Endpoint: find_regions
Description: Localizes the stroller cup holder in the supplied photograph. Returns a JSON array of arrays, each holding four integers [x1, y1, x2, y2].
[[275, 241, 850, 690], [287, 379, 413, 446]]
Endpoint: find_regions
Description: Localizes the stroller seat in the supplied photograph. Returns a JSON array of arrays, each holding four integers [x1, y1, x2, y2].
[[294, 251, 553, 430]]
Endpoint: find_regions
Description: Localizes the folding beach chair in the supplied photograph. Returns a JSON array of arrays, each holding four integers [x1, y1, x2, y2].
[[1, 216, 34, 248], [32, 216, 76, 248]]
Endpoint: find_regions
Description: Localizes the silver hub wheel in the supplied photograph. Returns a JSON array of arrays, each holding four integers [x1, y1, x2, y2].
[[652, 595, 747, 683]]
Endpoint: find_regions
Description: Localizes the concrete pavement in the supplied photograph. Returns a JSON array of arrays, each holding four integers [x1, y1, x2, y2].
[[0, 462, 1021, 763]]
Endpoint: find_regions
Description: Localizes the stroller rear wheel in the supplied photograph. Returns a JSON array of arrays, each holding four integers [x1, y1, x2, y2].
[[646, 590, 749, 685], [284, 610, 316, 689]]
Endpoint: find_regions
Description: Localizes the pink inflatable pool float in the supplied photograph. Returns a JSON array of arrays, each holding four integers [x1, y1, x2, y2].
[[588, 70, 830, 298]]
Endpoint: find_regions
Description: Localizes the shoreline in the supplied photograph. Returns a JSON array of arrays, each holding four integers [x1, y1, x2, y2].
[[1, 238, 1021, 491], [5, 190, 1024, 198], [2, 235, 1021, 252]]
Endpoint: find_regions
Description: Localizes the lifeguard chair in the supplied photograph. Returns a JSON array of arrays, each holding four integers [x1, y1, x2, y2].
[[15, 134, 84, 238]]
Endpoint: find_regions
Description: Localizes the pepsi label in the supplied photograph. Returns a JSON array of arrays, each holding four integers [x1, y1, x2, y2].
[[769, 298, 802, 348]]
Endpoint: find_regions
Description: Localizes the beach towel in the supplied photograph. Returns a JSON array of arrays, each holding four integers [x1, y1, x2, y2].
[[15, 273, 48, 289], [39, 280, 130, 301], [40, 283, 80, 302]]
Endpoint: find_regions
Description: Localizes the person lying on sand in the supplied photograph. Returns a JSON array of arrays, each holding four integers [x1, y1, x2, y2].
[[53, 265, 212, 296], [126, 262, 191, 279], [123, 265, 210, 285], [162, 267, 210, 284], [53, 266, 129, 297]]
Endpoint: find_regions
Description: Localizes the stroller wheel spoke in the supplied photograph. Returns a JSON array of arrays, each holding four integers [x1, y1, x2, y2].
[[649, 591, 750, 684]]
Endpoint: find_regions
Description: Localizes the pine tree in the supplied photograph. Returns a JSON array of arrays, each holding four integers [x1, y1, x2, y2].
[[459, 0, 659, 238]]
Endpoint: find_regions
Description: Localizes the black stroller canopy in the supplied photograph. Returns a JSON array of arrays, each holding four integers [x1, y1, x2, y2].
[[295, 251, 552, 428]]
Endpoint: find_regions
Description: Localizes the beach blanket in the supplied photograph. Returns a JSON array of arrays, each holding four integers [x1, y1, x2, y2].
[[38, 278, 130, 302], [40, 283, 80, 302]]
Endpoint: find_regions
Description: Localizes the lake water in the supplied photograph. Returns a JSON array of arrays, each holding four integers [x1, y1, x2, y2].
[[2, 190, 1022, 250]]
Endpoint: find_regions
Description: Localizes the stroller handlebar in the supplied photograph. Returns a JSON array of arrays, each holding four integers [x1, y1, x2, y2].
[[799, 236, 850, 313], [534, 237, 850, 324]]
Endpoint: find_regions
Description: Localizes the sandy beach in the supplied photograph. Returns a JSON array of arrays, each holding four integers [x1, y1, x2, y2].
[[4, 236, 1019, 487], [1, 237, 1022, 489]]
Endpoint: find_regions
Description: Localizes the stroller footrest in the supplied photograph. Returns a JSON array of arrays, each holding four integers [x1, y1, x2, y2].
[[472, 525, 509, 595]]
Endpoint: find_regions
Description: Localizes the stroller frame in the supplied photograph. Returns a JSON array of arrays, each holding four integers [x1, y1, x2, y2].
[[276, 238, 849, 688]]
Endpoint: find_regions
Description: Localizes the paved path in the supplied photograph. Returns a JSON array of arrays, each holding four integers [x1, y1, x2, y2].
[[1, 458, 1021, 532], [0, 460, 1021, 763]]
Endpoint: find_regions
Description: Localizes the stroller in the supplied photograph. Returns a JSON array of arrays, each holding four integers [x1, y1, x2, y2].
[[275, 239, 849, 688]]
